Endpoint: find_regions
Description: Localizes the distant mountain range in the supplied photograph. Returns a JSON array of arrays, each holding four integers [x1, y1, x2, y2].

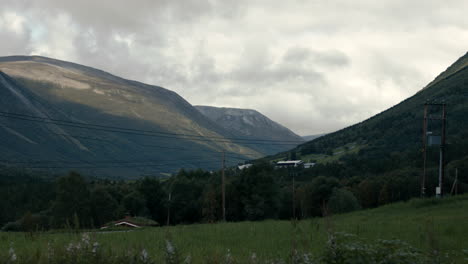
[[302, 134, 326, 142], [195, 106, 304, 154], [0, 56, 302, 178]]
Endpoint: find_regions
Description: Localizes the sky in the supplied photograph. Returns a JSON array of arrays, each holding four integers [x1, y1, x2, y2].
[[0, 0, 467, 136]]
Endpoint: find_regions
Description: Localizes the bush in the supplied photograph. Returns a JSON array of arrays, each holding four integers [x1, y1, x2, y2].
[[323, 232, 425, 264], [1, 221, 21, 232], [327, 188, 361, 214]]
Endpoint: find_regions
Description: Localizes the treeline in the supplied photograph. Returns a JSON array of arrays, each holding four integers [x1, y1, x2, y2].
[[1, 156, 467, 231]]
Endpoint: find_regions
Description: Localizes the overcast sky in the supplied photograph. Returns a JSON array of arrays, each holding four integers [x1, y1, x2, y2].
[[1, 0, 467, 135]]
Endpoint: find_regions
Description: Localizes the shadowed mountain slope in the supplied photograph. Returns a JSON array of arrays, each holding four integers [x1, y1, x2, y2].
[[0, 56, 264, 178]]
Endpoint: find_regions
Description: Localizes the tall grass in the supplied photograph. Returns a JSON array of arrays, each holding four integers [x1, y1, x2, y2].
[[1, 194, 467, 263]]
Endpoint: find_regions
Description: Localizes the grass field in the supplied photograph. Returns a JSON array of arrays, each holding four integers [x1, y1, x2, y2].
[[1, 194, 467, 263], [298, 142, 365, 164]]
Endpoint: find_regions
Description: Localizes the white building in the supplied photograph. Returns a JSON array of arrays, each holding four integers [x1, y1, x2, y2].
[[304, 162, 316, 169], [238, 164, 253, 170], [276, 160, 303, 168]]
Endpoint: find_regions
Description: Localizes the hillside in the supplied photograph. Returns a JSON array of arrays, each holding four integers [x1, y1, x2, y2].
[[0, 56, 265, 178], [195, 105, 304, 154], [264, 51, 468, 196], [424, 51, 468, 89], [302, 133, 326, 141]]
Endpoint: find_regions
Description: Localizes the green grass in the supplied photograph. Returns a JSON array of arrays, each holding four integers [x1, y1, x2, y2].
[[1, 194, 467, 263], [299, 142, 365, 164]]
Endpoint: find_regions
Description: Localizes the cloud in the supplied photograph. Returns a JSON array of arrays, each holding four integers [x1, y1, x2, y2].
[[0, 11, 32, 55], [1, 0, 468, 135]]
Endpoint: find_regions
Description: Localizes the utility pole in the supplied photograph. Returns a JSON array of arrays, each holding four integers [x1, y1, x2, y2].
[[288, 166, 296, 220], [421, 104, 428, 197], [222, 151, 226, 221], [166, 191, 171, 226], [439, 103, 446, 197], [292, 168, 296, 220], [422, 102, 446, 197], [450, 168, 458, 196]]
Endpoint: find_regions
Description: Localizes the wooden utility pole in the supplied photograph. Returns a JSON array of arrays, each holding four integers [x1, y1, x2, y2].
[[292, 168, 296, 220], [450, 168, 458, 195], [439, 103, 446, 196], [222, 151, 226, 221], [288, 167, 296, 220], [166, 191, 171, 226], [422, 103, 428, 197]]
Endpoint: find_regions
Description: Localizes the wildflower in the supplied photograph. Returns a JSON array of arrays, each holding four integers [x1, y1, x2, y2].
[[47, 241, 54, 259], [166, 240, 175, 255], [92, 242, 99, 254], [140, 248, 149, 262], [184, 255, 192, 264], [225, 249, 233, 264], [165, 239, 180, 264], [81, 233, 90, 246], [250, 252, 257, 263], [8, 247, 17, 262], [66, 242, 74, 253]]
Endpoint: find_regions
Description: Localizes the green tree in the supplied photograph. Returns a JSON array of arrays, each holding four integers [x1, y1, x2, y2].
[[122, 191, 147, 216], [201, 183, 220, 223], [300, 176, 340, 217], [52, 172, 90, 228], [138, 177, 165, 224], [168, 175, 203, 224], [233, 164, 280, 221], [328, 188, 361, 214], [90, 187, 119, 227]]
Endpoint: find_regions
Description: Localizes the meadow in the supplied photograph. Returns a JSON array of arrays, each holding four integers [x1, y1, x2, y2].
[[0, 194, 467, 263]]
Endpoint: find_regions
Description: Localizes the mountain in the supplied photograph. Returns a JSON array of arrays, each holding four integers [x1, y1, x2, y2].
[[424, 52, 468, 89], [0, 56, 264, 178], [263, 51, 468, 193], [195, 106, 304, 154], [302, 134, 326, 142]]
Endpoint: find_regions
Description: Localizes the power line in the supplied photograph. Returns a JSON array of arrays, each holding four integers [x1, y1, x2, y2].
[[0, 154, 250, 166], [47, 132, 260, 160], [0, 156, 249, 169], [0, 81, 260, 174], [0, 111, 303, 145], [0, 160, 226, 169]]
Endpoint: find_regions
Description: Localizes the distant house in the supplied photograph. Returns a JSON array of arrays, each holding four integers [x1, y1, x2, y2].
[[238, 163, 253, 170], [276, 160, 303, 168], [101, 218, 140, 229], [100, 216, 158, 229], [112, 221, 140, 228], [304, 162, 316, 169]]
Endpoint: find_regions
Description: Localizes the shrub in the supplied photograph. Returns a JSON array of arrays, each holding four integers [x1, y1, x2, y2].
[[327, 188, 361, 214]]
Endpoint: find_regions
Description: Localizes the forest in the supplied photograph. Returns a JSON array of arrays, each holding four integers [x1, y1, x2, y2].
[[1, 149, 466, 231]]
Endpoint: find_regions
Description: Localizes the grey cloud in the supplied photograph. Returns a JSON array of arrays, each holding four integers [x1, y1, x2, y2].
[[1, 0, 467, 135], [283, 47, 349, 67], [0, 28, 32, 56], [227, 45, 327, 89]]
